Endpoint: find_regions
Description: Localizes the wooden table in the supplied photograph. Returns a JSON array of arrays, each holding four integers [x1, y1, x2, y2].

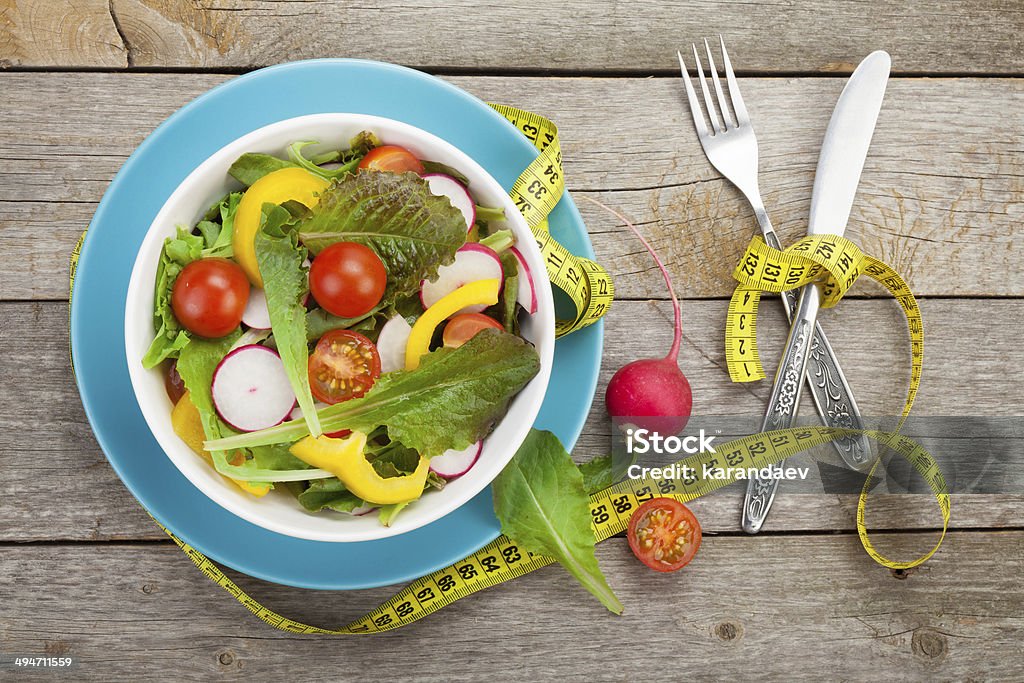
[[2, 2, 1022, 679]]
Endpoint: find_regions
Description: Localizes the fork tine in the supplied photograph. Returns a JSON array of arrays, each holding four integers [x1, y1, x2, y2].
[[677, 50, 709, 139], [691, 43, 724, 134], [704, 38, 736, 129], [719, 35, 749, 126]]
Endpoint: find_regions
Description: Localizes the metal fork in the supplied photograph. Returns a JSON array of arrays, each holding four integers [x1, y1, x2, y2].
[[677, 38, 872, 527]]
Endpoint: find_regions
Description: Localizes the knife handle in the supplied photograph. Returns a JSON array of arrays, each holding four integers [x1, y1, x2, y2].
[[761, 228, 872, 470], [741, 283, 820, 534]]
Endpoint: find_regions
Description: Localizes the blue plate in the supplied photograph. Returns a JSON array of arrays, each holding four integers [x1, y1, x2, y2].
[[71, 59, 602, 590]]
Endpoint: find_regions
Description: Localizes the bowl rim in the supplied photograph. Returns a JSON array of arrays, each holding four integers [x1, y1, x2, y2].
[[123, 111, 555, 543]]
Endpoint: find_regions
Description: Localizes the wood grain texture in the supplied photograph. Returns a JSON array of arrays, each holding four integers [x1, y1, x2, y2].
[[1, 533, 1020, 680], [1, 73, 1021, 300], [4, 299, 1021, 541], [1, 0, 1023, 74]]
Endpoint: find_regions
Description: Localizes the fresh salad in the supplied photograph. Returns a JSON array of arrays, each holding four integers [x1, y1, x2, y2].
[[143, 131, 542, 526]]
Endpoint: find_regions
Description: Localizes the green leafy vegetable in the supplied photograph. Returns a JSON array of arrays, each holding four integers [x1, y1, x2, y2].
[[254, 204, 321, 437], [421, 160, 470, 186], [196, 192, 241, 258], [298, 478, 366, 513], [297, 171, 467, 302], [499, 251, 520, 334], [175, 332, 250, 482], [379, 502, 410, 527], [371, 442, 422, 478], [228, 153, 298, 186], [305, 306, 383, 342], [205, 329, 540, 457], [142, 227, 204, 368], [579, 454, 615, 494], [493, 430, 623, 614], [287, 141, 360, 180]]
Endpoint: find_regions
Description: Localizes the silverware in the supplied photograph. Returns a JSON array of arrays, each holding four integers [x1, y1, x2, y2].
[[740, 50, 891, 533], [677, 38, 873, 477]]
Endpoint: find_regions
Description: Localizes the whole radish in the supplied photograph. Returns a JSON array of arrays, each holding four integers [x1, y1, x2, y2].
[[584, 197, 693, 436]]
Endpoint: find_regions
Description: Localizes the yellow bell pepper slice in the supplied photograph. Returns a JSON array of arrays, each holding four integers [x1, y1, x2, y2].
[[405, 278, 501, 370], [290, 432, 430, 505], [171, 392, 270, 497], [233, 167, 330, 287]]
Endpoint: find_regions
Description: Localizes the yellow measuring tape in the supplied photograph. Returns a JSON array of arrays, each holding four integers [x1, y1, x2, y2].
[[489, 104, 614, 336], [723, 233, 946, 569]]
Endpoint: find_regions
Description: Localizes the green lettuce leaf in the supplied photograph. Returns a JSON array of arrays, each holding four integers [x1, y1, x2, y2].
[[493, 430, 623, 614], [499, 251, 520, 335], [141, 226, 204, 368], [228, 153, 298, 186], [579, 454, 615, 494], [297, 478, 366, 513], [297, 170, 467, 302], [205, 329, 540, 457], [254, 204, 321, 437]]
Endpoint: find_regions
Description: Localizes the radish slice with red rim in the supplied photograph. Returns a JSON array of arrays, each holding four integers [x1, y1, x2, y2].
[[509, 246, 538, 315], [212, 345, 296, 432], [420, 243, 503, 314], [429, 441, 482, 479], [423, 173, 475, 231]]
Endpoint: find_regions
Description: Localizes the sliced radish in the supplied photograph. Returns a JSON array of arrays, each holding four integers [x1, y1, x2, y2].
[[377, 315, 413, 373], [350, 504, 379, 516], [241, 287, 272, 329], [212, 345, 296, 432], [510, 247, 538, 315], [429, 441, 483, 479], [420, 243, 503, 314], [424, 173, 475, 231]]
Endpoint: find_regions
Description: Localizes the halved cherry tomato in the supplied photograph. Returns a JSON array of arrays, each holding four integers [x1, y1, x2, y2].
[[626, 497, 702, 572], [309, 242, 387, 318], [442, 313, 503, 348], [357, 145, 425, 174], [171, 257, 249, 338], [308, 330, 381, 405]]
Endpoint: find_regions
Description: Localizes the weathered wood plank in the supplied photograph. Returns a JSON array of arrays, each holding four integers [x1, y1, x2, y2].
[[1, 74, 1021, 300], [2, 0, 1022, 74], [0, 533, 1020, 680], [2, 300, 1020, 541], [0, 0, 127, 68]]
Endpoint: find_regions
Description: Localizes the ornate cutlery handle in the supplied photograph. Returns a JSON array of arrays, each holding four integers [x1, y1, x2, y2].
[[742, 283, 820, 534], [762, 228, 871, 470]]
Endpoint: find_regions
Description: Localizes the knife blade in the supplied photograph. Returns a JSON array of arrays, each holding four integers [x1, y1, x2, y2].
[[741, 50, 891, 534]]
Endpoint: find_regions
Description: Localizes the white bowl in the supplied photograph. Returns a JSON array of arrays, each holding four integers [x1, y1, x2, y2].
[[125, 114, 555, 542]]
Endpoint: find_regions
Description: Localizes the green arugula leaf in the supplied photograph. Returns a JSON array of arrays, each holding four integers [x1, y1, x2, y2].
[[205, 329, 540, 457], [297, 171, 467, 302], [254, 204, 321, 437], [493, 430, 623, 614]]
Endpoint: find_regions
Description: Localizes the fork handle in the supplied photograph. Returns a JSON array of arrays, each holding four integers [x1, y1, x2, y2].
[[757, 221, 871, 472]]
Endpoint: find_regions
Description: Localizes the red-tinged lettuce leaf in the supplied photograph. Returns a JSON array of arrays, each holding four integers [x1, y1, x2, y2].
[[297, 170, 467, 302]]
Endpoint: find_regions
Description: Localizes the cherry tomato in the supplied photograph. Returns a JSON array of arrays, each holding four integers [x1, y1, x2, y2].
[[171, 258, 249, 338], [164, 360, 187, 404], [309, 242, 387, 318], [442, 313, 503, 348], [308, 330, 382, 404], [626, 498, 702, 572], [357, 145, 425, 174]]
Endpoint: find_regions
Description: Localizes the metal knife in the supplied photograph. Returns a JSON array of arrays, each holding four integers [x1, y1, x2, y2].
[[741, 50, 891, 534]]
